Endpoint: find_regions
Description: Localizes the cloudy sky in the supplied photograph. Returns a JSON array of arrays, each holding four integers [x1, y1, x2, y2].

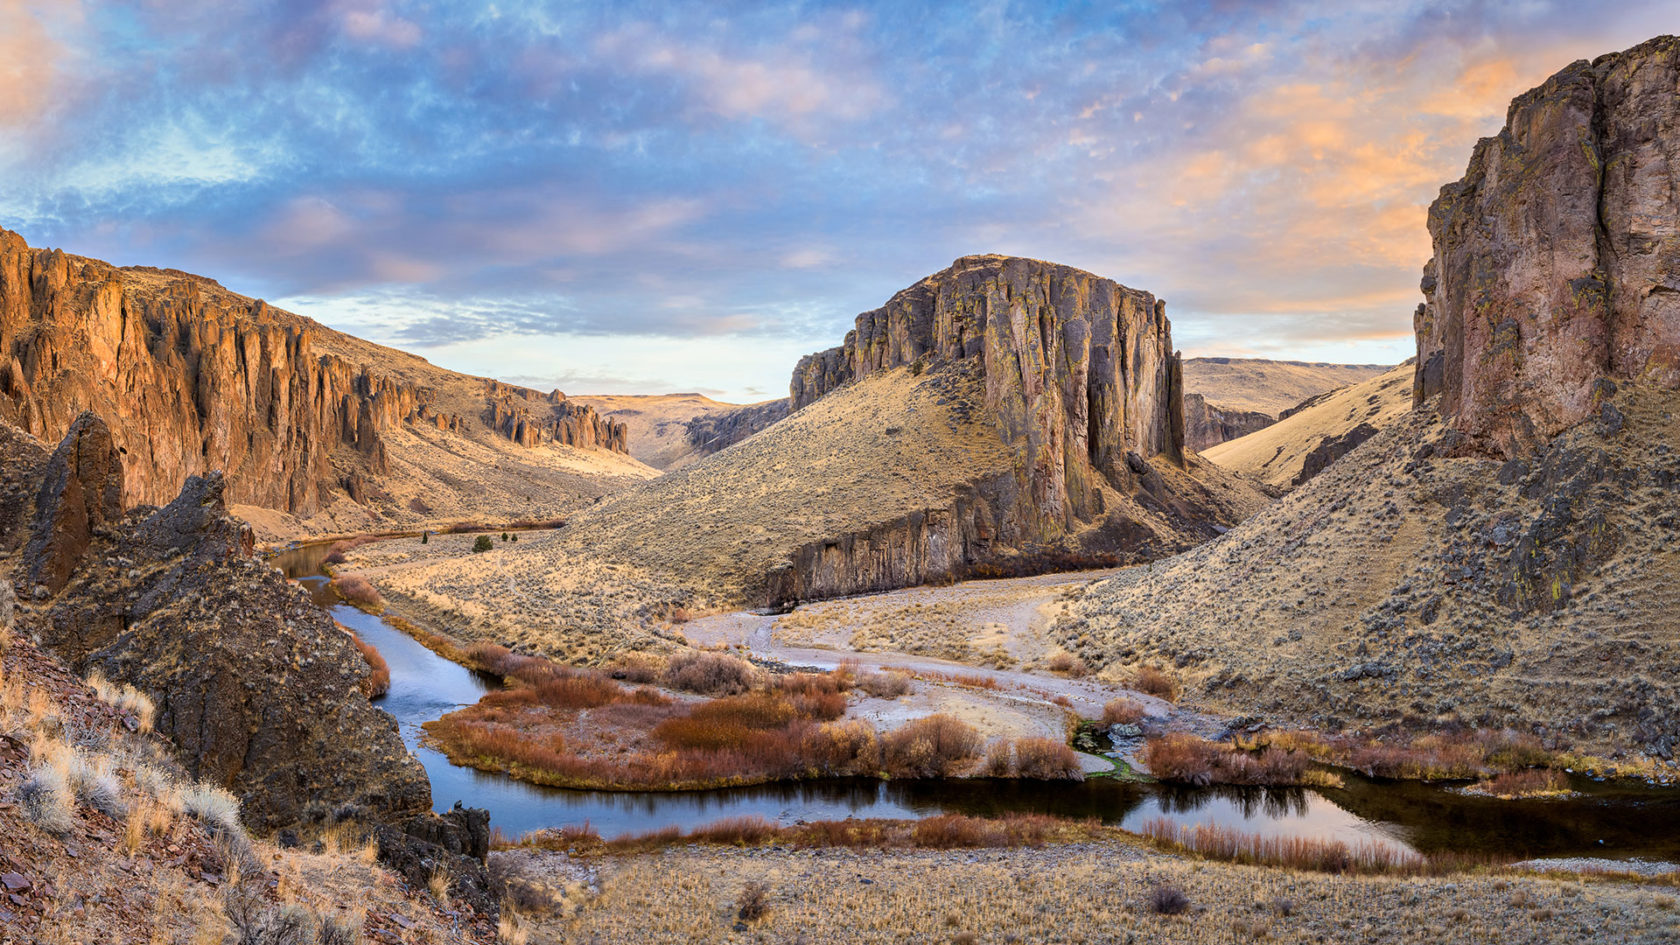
[[3, 1, 1676, 402]]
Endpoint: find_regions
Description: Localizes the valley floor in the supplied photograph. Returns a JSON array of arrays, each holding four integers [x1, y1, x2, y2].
[[501, 840, 1680, 944]]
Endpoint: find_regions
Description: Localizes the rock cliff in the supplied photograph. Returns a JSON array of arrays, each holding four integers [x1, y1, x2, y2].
[[0, 228, 631, 528], [1068, 37, 1680, 758], [1415, 34, 1680, 456], [3, 415, 431, 829], [1182, 393, 1273, 452], [792, 255, 1187, 541]]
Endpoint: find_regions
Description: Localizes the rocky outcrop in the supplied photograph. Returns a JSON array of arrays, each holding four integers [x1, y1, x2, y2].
[[1414, 35, 1680, 456], [0, 228, 630, 521], [1182, 394, 1273, 451], [22, 412, 123, 593], [7, 418, 430, 830], [484, 380, 627, 451], [1292, 422, 1380, 487], [684, 398, 789, 457], [792, 255, 1185, 542]]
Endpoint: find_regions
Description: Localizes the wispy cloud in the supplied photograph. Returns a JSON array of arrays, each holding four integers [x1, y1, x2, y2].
[[2, 0, 1678, 400]]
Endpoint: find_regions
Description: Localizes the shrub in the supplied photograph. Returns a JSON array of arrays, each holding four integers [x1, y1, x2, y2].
[[18, 764, 74, 834], [182, 784, 244, 838], [736, 881, 770, 921], [606, 653, 666, 684], [86, 669, 156, 733], [330, 575, 383, 611], [857, 671, 912, 699], [1469, 768, 1570, 798], [1132, 666, 1180, 701], [664, 651, 758, 695], [473, 535, 494, 553], [882, 715, 982, 778], [985, 740, 1013, 777], [1046, 652, 1090, 677], [695, 816, 777, 846], [346, 631, 390, 698], [1102, 697, 1146, 726], [420, 531, 429, 545], [1147, 884, 1191, 916], [65, 753, 127, 819], [1013, 737, 1083, 780], [1141, 734, 1309, 786], [501, 532, 509, 541]]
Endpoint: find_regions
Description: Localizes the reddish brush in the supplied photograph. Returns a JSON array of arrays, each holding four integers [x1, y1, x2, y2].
[[1142, 733, 1309, 786], [882, 714, 982, 777], [346, 631, 390, 698]]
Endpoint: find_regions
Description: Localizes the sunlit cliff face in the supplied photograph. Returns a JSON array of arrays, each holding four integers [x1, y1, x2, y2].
[[2, 1, 1676, 400]]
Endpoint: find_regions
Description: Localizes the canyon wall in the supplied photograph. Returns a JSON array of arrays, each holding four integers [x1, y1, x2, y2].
[[1182, 393, 1273, 451], [791, 255, 1185, 544], [485, 380, 629, 451], [1414, 35, 1680, 455], [0, 229, 627, 517]]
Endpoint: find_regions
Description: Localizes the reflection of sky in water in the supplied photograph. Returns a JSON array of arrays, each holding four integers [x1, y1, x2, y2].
[[275, 547, 1680, 859]]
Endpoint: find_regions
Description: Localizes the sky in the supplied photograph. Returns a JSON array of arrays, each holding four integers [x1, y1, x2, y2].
[[3, 1, 1678, 402]]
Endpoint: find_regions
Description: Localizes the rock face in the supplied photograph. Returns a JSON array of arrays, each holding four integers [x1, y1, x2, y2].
[[793, 255, 1185, 540], [683, 399, 790, 458], [23, 412, 124, 593], [6, 417, 430, 830], [485, 381, 628, 451], [0, 228, 628, 519], [1182, 393, 1273, 451], [760, 256, 1264, 605], [1292, 422, 1380, 487], [1414, 35, 1680, 456]]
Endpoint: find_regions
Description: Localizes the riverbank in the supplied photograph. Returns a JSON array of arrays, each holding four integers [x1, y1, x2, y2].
[[492, 840, 1680, 945]]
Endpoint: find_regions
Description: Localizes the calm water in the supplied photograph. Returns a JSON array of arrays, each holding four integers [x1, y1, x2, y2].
[[275, 545, 1680, 859]]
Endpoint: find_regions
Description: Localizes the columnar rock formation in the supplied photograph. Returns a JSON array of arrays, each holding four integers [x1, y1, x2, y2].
[[0, 228, 628, 520], [792, 255, 1186, 543], [1415, 35, 1680, 455], [485, 381, 629, 451]]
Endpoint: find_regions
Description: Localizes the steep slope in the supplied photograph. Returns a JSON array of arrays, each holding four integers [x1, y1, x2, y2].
[[574, 392, 791, 471], [369, 256, 1265, 658], [1061, 36, 1680, 759], [0, 229, 654, 540], [1182, 358, 1390, 416], [1203, 363, 1415, 489]]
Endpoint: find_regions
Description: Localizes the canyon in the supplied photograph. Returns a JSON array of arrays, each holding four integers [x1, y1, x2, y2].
[[0, 228, 651, 538]]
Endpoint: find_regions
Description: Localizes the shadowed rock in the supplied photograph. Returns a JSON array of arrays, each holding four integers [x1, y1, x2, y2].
[[24, 412, 123, 593]]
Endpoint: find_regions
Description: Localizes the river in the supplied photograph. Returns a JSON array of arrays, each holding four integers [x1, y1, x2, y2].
[[275, 544, 1680, 861]]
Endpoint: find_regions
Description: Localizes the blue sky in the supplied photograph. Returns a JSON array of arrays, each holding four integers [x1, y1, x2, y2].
[[3, 1, 1677, 401]]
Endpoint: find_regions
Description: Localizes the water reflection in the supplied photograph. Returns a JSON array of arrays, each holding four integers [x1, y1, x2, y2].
[[269, 543, 1680, 861]]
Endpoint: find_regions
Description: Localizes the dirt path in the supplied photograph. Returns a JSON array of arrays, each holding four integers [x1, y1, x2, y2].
[[682, 569, 1230, 766]]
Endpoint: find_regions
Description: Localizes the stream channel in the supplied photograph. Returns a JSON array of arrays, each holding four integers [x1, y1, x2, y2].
[[274, 543, 1680, 862]]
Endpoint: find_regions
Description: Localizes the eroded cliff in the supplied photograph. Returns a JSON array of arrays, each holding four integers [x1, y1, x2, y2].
[[1415, 35, 1680, 455], [0, 229, 637, 533]]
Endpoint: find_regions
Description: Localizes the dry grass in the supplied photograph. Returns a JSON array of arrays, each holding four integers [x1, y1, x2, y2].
[[518, 812, 1105, 855], [343, 630, 390, 698], [85, 669, 156, 734], [1131, 666, 1180, 701], [1046, 651, 1090, 677], [517, 840, 1676, 944], [1466, 768, 1572, 798], [1102, 697, 1146, 725]]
